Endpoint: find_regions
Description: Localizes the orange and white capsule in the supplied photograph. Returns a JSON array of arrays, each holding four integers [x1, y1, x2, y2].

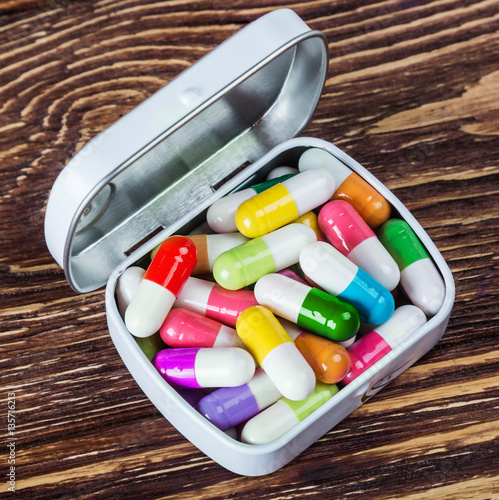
[[125, 236, 197, 338], [299, 148, 391, 228]]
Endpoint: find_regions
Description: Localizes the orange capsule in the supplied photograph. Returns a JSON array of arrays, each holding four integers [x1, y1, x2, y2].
[[281, 319, 352, 384]]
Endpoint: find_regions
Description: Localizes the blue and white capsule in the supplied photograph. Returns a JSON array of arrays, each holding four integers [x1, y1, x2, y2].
[[299, 241, 394, 325]]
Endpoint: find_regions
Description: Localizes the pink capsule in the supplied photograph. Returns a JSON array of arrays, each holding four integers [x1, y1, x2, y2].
[[276, 268, 308, 285], [160, 308, 245, 349], [174, 277, 258, 327], [318, 201, 400, 291]]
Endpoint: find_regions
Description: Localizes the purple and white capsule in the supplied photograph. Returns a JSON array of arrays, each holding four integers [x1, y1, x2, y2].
[[197, 369, 282, 431]]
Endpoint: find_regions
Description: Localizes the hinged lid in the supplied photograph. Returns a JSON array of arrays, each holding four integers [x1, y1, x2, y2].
[[44, 9, 329, 292]]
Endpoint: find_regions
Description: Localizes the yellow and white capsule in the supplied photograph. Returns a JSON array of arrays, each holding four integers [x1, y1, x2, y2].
[[235, 168, 335, 238], [236, 306, 316, 401]]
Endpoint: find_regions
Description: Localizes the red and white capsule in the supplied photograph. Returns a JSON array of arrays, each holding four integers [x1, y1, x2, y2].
[[125, 236, 197, 338], [319, 201, 400, 291]]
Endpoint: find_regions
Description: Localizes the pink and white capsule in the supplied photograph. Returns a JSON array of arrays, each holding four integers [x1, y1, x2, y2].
[[159, 308, 246, 349], [319, 201, 400, 291], [174, 276, 258, 328], [342, 305, 427, 385], [153, 347, 255, 388]]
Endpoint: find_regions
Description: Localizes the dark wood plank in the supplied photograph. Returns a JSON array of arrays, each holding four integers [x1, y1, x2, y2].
[[1, 0, 498, 498]]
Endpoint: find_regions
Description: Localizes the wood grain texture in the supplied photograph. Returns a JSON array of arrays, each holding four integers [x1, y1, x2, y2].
[[1, 0, 498, 498]]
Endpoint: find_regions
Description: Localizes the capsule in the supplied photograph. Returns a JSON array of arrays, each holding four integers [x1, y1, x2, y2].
[[151, 233, 248, 275], [159, 308, 245, 349], [116, 266, 167, 359], [241, 382, 339, 445], [318, 201, 400, 291], [116, 266, 145, 317], [294, 211, 326, 242], [197, 369, 282, 431], [174, 276, 257, 327], [125, 236, 197, 338], [213, 224, 316, 290], [299, 148, 391, 228], [236, 306, 316, 401], [299, 241, 394, 325], [254, 273, 359, 342], [206, 174, 295, 233], [378, 219, 445, 316], [281, 319, 351, 384], [266, 166, 299, 180], [153, 347, 255, 389], [235, 168, 335, 238], [277, 268, 308, 285], [342, 305, 427, 385]]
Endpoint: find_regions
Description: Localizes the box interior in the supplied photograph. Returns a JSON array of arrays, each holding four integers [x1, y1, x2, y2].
[[113, 143, 447, 447]]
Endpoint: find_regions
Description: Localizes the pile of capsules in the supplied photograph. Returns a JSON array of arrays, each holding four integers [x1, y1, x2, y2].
[[117, 147, 446, 445]]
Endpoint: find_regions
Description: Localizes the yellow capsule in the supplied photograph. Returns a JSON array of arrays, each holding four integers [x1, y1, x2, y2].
[[294, 211, 326, 242]]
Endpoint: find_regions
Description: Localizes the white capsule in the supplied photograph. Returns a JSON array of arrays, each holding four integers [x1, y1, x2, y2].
[[116, 266, 145, 317], [207, 189, 254, 233], [298, 147, 351, 185], [241, 400, 299, 444], [266, 166, 299, 180]]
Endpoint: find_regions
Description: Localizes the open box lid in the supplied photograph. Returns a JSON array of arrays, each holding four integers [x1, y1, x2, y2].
[[44, 9, 329, 293]]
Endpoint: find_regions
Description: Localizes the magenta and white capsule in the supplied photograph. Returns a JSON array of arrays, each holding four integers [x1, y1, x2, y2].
[[318, 201, 400, 291], [153, 347, 255, 388]]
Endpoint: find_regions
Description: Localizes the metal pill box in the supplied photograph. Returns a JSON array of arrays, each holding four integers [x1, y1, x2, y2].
[[44, 9, 455, 476]]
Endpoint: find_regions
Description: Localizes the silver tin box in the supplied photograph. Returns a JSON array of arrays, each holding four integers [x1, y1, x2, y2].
[[44, 9, 455, 476]]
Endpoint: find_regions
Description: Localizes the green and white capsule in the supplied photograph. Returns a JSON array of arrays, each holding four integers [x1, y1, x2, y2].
[[213, 224, 316, 290], [241, 382, 339, 445], [378, 219, 445, 316], [254, 273, 359, 342]]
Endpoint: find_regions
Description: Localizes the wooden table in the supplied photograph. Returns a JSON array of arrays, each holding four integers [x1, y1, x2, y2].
[[1, 1, 498, 498]]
